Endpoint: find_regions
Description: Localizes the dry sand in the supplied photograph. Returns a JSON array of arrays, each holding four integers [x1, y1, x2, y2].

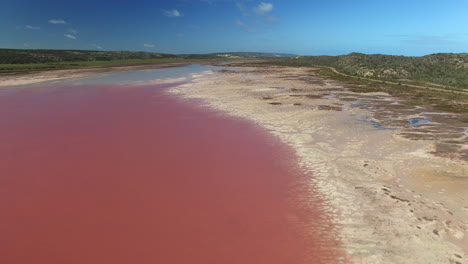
[[169, 66, 468, 264], [2, 65, 467, 263]]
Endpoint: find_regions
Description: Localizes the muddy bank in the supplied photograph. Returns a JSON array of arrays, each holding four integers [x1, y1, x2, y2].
[[169, 66, 468, 264]]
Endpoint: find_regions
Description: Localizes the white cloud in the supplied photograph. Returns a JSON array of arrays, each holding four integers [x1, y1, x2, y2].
[[25, 25, 40, 30], [254, 2, 273, 15], [144, 43, 155, 48], [64, 34, 76, 40], [163, 9, 182, 17], [68, 28, 78, 34], [49, 19, 66, 24]]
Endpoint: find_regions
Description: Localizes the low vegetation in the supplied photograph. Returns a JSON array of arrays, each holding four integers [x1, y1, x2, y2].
[[270, 53, 468, 90], [2, 49, 467, 114], [0, 49, 293, 72], [0, 49, 177, 64], [0, 58, 187, 71], [180, 52, 295, 59], [314, 67, 468, 114]]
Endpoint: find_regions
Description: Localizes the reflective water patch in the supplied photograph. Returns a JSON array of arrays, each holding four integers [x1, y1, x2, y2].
[[409, 118, 433, 125]]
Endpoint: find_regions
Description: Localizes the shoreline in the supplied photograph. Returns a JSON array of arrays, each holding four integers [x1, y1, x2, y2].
[[2, 64, 467, 263], [168, 66, 468, 263], [0, 60, 265, 88], [0, 62, 197, 87], [1, 77, 342, 264]]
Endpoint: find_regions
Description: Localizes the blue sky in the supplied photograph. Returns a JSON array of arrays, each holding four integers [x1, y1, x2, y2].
[[2, 0, 468, 55]]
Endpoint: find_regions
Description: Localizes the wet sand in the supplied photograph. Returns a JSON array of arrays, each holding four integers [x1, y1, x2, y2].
[[0, 82, 342, 264]]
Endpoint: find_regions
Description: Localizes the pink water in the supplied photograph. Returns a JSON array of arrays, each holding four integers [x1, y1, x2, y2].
[[0, 83, 342, 264]]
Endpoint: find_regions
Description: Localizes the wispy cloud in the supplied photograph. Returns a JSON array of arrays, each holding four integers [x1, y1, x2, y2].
[[201, 0, 245, 4], [254, 2, 273, 15], [234, 1, 276, 32], [49, 19, 66, 24], [236, 19, 255, 33], [236, 19, 246, 27], [90, 44, 103, 50], [265, 15, 278, 24], [176, 33, 185, 38], [163, 9, 182, 17], [200, 0, 232, 5], [236, 2, 250, 16], [64, 34, 76, 40], [25, 25, 40, 30], [188, 24, 201, 30], [200, 0, 216, 4], [391, 34, 461, 45], [68, 28, 78, 34], [144, 43, 155, 48]]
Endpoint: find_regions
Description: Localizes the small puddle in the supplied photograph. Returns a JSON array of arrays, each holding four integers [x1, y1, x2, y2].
[[409, 118, 433, 126], [358, 116, 394, 130]]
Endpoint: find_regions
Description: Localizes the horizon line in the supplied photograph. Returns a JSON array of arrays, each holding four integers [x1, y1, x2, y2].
[[1, 47, 467, 57]]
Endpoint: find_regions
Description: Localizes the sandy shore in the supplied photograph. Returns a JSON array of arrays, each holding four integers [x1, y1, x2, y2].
[[2, 64, 467, 263], [169, 66, 468, 263]]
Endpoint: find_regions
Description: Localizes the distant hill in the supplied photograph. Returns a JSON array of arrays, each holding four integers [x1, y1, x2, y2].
[[3, 49, 466, 90], [180, 52, 296, 59], [0, 49, 177, 64], [276, 53, 468, 90], [0, 49, 296, 64]]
